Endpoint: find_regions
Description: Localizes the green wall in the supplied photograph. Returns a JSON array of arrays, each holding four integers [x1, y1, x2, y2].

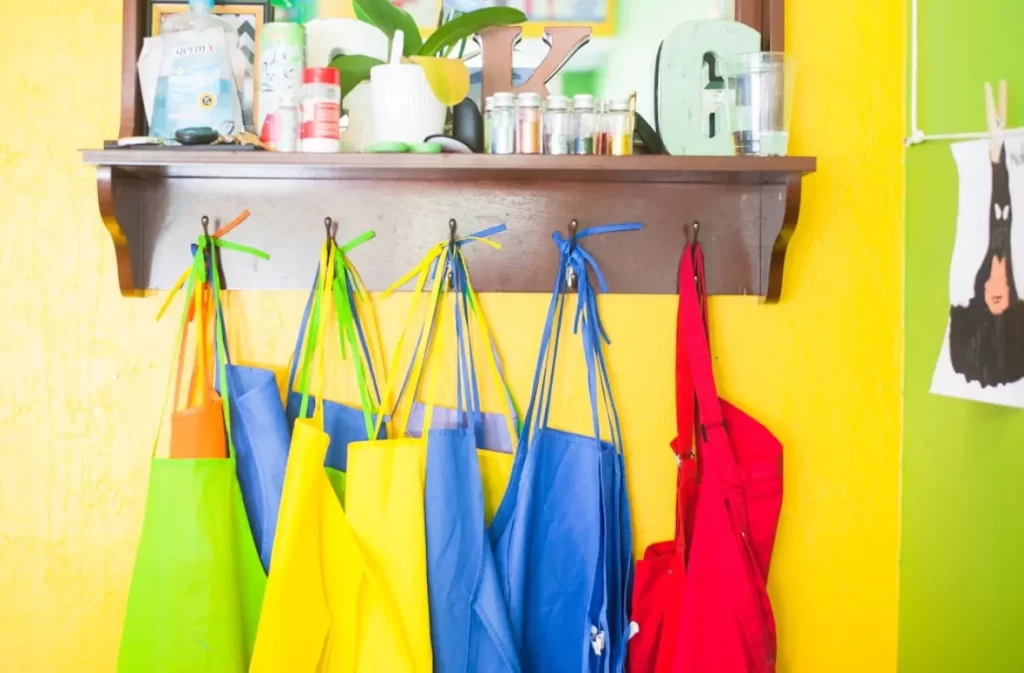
[[901, 2, 1024, 671]]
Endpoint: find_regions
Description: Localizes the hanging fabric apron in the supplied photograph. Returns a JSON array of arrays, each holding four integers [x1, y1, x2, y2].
[[250, 241, 415, 673], [490, 223, 641, 673], [183, 239, 290, 575], [627, 249, 699, 673], [158, 226, 285, 572], [118, 238, 266, 673], [672, 242, 784, 673], [411, 239, 522, 673], [400, 225, 521, 523], [285, 231, 385, 504]]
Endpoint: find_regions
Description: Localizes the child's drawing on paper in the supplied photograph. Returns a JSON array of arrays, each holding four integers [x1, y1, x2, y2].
[[932, 138, 1024, 406]]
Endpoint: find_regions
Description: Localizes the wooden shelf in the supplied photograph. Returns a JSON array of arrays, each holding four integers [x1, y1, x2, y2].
[[83, 150, 815, 184], [91, 0, 808, 301], [87, 150, 814, 301]]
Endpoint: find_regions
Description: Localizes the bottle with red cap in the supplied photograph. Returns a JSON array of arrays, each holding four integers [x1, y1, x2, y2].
[[300, 67, 342, 153]]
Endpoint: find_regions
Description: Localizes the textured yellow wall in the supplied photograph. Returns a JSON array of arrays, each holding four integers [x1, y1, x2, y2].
[[0, 0, 902, 671]]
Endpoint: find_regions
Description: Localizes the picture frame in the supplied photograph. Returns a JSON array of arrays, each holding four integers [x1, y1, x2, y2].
[[146, 0, 270, 130]]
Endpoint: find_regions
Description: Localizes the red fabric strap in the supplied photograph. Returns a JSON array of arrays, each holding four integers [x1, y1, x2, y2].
[[678, 244, 723, 432]]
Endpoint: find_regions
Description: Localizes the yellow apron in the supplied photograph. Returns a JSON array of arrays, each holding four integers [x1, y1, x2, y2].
[[346, 239, 518, 673], [250, 243, 414, 673]]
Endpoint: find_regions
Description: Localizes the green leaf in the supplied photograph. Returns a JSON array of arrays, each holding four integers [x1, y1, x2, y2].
[[352, 0, 424, 56], [408, 56, 471, 106], [393, 7, 425, 56], [419, 7, 527, 57], [329, 54, 385, 101], [353, 0, 398, 36]]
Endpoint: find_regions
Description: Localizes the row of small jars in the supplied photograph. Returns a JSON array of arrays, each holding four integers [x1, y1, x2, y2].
[[484, 93, 635, 156]]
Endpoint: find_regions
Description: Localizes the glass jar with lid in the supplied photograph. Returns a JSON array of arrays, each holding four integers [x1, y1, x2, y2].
[[516, 92, 542, 154], [491, 92, 517, 155], [607, 98, 635, 156], [543, 95, 573, 155], [483, 95, 495, 154], [572, 94, 598, 155]]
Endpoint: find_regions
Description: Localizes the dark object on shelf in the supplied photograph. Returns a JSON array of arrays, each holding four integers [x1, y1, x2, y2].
[[452, 99, 484, 153], [85, 150, 813, 301], [425, 135, 474, 154], [634, 113, 665, 155], [175, 127, 220, 145]]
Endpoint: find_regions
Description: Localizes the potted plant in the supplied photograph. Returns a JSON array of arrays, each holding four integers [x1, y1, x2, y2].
[[330, 0, 526, 144]]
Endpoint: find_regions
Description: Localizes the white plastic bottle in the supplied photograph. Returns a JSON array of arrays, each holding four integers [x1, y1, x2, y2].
[[150, 0, 245, 138]]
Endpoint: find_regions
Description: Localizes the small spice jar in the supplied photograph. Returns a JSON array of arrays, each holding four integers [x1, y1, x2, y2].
[[300, 67, 341, 153], [572, 94, 598, 155], [516, 92, 542, 154], [483, 96, 495, 154], [594, 99, 610, 155], [543, 95, 573, 155], [491, 92, 517, 155], [608, 98, 635, 156]]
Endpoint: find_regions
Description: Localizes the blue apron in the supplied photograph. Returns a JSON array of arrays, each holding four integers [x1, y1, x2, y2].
[[285, 243, 385, 502], [489, 223, 640, 673], [196, 243, 289, 575], [217, 328, 290, 574], [423, 245, 522, 673]]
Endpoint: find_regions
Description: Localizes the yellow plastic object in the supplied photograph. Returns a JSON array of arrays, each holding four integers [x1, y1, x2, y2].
[[250, 244, 416, 672]]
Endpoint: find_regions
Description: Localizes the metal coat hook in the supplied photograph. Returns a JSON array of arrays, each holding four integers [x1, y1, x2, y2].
[[446, 218, 457, 290], [692, 220, 700, 244], [566, 219, 579, 291], [324, 217, 334, 245], [199, 215, 224, 287]]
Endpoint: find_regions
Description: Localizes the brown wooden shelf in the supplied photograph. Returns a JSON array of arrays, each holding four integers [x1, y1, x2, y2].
[[83, 149, 815, 184], [91, 0, 807, 301], [87, 150, 814, 301]]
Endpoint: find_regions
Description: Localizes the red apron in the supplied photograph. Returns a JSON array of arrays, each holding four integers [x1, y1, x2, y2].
[[674, 241, 783, 673], [627, 253, 700, 673], [629, 242, 784, 672]]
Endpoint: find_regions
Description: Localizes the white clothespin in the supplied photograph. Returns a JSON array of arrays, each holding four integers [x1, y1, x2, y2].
[[985, 80, 1008, 162]]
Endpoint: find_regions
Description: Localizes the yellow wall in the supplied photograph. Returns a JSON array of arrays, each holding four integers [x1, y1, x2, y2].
[[0, 0, 902, 671]]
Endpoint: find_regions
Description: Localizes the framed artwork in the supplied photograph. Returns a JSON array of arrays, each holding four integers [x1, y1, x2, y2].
[[147, 1, 270, 131]]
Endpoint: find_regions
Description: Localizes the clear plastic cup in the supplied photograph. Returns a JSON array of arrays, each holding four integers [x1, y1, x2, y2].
[[721, 52, 795, 156]]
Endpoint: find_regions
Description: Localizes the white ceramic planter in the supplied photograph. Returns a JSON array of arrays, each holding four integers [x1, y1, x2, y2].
[[370, 64, 447, 144]]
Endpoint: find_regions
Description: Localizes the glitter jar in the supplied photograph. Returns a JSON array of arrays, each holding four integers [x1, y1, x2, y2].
[[516, 92, 541, 154], [543, 95, 572, 155]]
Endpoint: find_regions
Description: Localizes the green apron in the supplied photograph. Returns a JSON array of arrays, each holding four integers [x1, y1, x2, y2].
[[118, 238, 267, 672]]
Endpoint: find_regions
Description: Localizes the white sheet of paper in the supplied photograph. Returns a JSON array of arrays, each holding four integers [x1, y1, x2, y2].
[[931, 137, 1024, 407]]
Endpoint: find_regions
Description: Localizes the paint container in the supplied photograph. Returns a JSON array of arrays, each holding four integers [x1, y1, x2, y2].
[[257, 22, 305, 138], [300, 67, 341, 152], [572, 94, 597, 155], [481, 95, 493, 153], [594, 99, 610, 155], [275, 92, 300, 152], [491, 92, 517, 155], [543, 95, 572, 155], [608, 98, 634, 156], [516, 92, 541, 154]]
